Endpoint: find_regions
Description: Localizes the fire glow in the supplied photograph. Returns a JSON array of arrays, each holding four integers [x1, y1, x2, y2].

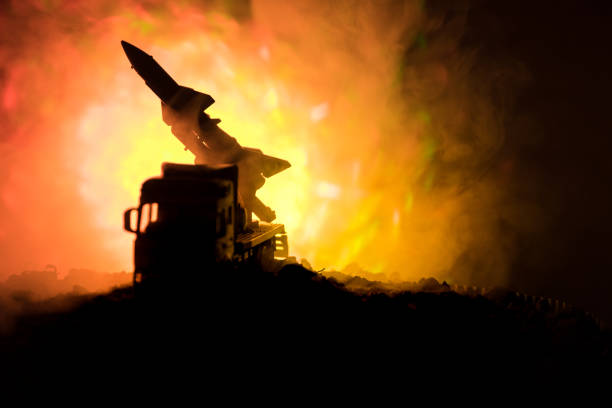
[[0, 1, 510, 285]]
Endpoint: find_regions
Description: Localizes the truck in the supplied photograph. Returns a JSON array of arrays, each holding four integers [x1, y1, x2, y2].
[[123, 162, 289, 289]]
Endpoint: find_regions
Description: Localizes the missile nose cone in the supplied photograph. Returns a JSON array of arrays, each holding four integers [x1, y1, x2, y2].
[[121, 40, 136, 54], [120, 40, 180, 103], [121, 40, 147, 64]]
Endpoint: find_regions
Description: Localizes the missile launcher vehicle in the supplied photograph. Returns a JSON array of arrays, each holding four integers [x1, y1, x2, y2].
[[121, 41, 291, 289]]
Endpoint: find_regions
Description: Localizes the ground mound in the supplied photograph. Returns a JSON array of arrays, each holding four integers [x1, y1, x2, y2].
[[2, 264, 609, 375]]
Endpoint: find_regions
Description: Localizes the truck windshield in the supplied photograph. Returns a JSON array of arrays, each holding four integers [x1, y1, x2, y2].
[[139, 203, 158, 233]]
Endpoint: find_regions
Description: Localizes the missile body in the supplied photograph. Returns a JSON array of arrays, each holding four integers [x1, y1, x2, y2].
[[121, 41, 290, 221]]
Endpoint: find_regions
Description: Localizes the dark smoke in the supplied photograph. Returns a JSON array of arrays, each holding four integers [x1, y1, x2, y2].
[[442, 0, 612, 324]]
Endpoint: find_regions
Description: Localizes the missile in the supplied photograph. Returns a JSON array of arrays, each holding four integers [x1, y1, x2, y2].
[[121, 40, 214, 111], [121, 41, 290, 221]]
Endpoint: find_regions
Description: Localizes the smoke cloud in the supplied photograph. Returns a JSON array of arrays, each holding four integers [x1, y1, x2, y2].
[[0, 0, 529, 287], [33, 0, 612, 328]]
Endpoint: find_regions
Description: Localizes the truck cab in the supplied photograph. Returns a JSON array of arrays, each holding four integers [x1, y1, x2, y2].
[[124, 163, 288, 289]]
